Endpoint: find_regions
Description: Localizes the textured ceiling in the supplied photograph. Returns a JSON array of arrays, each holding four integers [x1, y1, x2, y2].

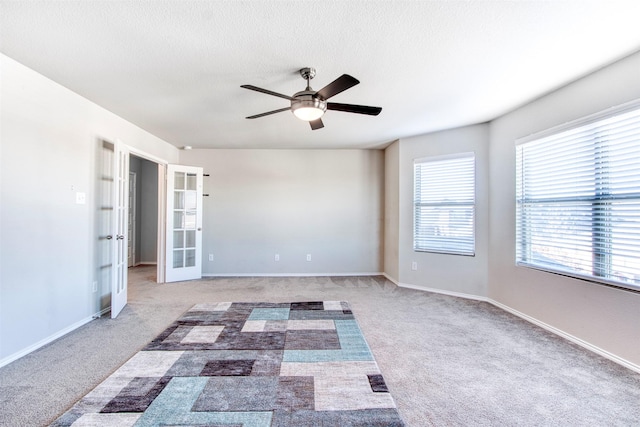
[[2, 1, 640, 149]]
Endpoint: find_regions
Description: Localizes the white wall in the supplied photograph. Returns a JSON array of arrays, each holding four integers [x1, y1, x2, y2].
[[489, 51, 640, 366], [394, 124, 490, 297], [179, 149, 384, 275], [0, 54, 179, 365]]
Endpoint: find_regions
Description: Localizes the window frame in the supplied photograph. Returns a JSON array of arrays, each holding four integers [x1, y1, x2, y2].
[[413, 152, 476, 256], [515, 99, 640, 292]]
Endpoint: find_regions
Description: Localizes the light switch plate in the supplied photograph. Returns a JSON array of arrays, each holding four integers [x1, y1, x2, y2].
[[76, 192, 86, 205]]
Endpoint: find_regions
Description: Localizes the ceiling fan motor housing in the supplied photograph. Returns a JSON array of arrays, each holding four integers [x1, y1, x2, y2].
[[291, 89, 327, 120]]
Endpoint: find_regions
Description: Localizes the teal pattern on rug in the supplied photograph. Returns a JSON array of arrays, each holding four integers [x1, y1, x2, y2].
[[50, 301, 405, 427]]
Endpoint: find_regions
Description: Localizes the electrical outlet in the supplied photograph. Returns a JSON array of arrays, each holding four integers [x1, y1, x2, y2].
[[92, 281, 98, 292], [76, 192, 86, 205], [411, 261, 418, 271], [275, 254, 280, 261], [306, 254, 312, 262], [209, 254, 214, 261]]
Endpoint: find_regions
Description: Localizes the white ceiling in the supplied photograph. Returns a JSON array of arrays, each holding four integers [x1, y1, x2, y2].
[[2, 1, 640, 150]]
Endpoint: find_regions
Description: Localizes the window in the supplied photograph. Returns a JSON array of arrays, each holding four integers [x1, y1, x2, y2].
[[516, 101, 640, 291], [414, 153, 475, 255]]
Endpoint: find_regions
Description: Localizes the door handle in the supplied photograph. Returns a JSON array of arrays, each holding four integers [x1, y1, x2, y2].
[[106, 235, 113, 240], [116, 235, 125, 240]]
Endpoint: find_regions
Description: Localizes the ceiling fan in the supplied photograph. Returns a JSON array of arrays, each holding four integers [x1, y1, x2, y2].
[[240, 67, 382, 130]]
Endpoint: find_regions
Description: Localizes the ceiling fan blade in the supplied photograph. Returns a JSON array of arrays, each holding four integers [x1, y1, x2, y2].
[[310, 118, 324, 130], [315, 74, 359, 100], [241, 85, 295, 101], [246, 107, 291, 119], [327, 102, 382, 116]]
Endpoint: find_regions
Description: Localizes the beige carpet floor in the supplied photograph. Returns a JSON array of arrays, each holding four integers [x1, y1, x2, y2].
[[1, 266, 639, 426]]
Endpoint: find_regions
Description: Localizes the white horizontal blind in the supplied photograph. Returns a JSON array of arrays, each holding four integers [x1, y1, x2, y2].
[[516, 104, 640, 291], [414, 153, 475, 255]]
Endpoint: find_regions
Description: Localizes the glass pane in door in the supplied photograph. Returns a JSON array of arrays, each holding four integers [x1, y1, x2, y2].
[[185, 249, 196, 267], [174, 191, 185, 209], [175, 172, 185, 190], [187, 173, 197, 190], [173, 230, 184, 249], [184, 211, 196, 229], [173, 250, 184, 268], [185, 230, 196, 248], [174, 211, 184, 229], [185, 191, 197, 209]]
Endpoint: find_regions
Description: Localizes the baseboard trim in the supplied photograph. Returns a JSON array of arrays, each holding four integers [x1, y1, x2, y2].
[[488, 299, 640, 375], [396, 280, 488, 302], [389, 277, 640, 374], [382, 273, 399, 286], [202, 272, 384, 278], [0, 314, 96, 369]]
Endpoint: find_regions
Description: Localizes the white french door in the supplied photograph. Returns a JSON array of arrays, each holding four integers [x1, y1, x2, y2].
[[111, 142, 129, 318], [96, 140, 115, 316], [165, 164, 203, 282]]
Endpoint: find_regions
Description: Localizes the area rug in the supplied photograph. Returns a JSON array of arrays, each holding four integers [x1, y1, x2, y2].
[[51, 301, 405, 426]]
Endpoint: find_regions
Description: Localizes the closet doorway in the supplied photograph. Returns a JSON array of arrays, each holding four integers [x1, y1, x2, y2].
[[129, 154, 159, 278]]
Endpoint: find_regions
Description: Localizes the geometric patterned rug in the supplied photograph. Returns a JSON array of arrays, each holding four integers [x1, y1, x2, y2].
[[51, 301, 405, 426]]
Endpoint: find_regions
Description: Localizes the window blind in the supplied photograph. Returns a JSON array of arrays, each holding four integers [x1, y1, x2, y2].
[[516, 103, 640, 291], [414, 153, 475, 256]]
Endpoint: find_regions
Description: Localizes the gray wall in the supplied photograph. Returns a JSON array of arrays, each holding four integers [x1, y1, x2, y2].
[[391, 124, 490, 297], [383, 50, 640, 368], [0, 54, 178, 365], [139, 159, 158, 264], [179, 149, 385, 275], [488, 51, 640, 366], [130, 155, 158, 265], [129, 155, 142, 264]]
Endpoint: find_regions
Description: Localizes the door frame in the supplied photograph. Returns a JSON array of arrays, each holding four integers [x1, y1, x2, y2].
[[107, 143, 198, 288]]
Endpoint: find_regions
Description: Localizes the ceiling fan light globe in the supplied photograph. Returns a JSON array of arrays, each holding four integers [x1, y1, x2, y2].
[[291, 94, 327, 121], [293, 106, 325, 121]]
